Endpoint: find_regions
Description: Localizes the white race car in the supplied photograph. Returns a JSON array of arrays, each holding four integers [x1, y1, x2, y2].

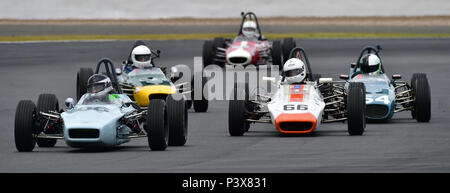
[[228, 47, 367, 136]]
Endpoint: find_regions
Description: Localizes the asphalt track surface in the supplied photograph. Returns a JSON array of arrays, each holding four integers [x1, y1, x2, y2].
[[0, 39, 449, 172], [2, 25, 450, 36]]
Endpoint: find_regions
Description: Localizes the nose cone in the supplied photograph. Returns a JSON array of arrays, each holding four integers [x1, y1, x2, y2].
[[226, 41, 253, 65], [133, 85, 176, 107], [61, 106, 123, 147], [62, 107, 122, 129]]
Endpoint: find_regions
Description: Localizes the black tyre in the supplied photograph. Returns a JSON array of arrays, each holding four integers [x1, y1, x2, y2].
[[228, 85, 248, 136], [36, 94, 59, 147], [185, 100, 192, 109], [282, 38, 296, 64], [167, 94, 188, 146], [15, 100, 37, 152], [76, 68, 94, 100], [202, 40, 214, 67], [411, 73, 431, 122], [146, 99, 169, 151], [347, 82, 366, 135], [192, 75, 209, 112], [271, 40, 282, 69], [213, 37, 226, 67]]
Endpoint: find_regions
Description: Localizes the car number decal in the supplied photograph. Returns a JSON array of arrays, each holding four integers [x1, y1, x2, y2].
[[366, 95, 389, 104]]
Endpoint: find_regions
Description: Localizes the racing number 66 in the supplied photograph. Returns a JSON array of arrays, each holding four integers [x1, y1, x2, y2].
[[283, 104, 308, 111]]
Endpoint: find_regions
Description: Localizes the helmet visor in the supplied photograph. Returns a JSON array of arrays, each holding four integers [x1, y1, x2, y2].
[[285, 68, 303, 77], [135, 54, 150, 62], [87, 83, 106, 94], [243, 27, 256, 32]]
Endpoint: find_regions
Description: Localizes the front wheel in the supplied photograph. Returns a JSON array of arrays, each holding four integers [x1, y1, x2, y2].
[[146, 99, 169, 151], [411, 73, 431, 122], [167, 94, 188, 146], [347, 82, 366, 135], [228, 85, 248, 136], [15, 100, 37, 152]]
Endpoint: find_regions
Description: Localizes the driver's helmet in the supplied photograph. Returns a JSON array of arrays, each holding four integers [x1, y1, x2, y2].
[[242, 21, 257, 37], [87, 74, 113, 98], [131, 45, 152, 68], [283, 58, 306, 84], [360, 54, 381, 74]]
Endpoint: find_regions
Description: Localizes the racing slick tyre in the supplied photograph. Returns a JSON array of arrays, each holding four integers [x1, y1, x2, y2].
[[166, 94, 188, 146], [228, 84, 249, 136], [14, 100, 37, 152], [282, 38, 296, 63], [146, 99, 169, 151], [411, 73, 431, 122], [213, 37, 226, 67], [347, 82, 366, 135], [76, 67, 94, 100], [36, 94, 59, 147], [202, 40, 214, 67], [271, 40, 283, 70], [185, 100, 192, 109], [192, 75, 209, 112]]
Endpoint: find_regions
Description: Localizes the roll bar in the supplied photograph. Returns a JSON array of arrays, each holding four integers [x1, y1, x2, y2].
[[95, 58, 123, 94], [238, 12, 263, 40]]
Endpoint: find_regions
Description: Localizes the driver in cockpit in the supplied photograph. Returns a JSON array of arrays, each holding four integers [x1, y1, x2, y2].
[[282, 58, 306, 84]]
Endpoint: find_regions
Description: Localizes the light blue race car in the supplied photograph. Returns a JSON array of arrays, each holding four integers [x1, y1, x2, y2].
[[14, 59, 187, 152], [339, 46, 431, 122]]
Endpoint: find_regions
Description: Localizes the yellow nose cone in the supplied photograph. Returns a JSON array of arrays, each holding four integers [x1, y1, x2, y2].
[[133, 85, 177, 107]]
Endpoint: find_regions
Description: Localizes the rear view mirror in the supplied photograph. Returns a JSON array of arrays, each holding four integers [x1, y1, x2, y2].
[[392, 74, 402, 80], [262, 77, 276, 82], [65, 98, 75, 109], [115, 68, 122, 75], [319, 78, 333, 84], [339, 74, 349, 80], [350, 63, 356, 68]]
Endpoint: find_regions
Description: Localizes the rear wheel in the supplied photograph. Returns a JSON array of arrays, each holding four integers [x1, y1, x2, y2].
[[228, 84, 248, 136], [77, 68, 94, 100], [36, 94, 59, 147], [282, 38, 296, 64], [146, 99, 169, 151], [271, 40, 282, 69], [167, 94, 188, 146], [15, 100, 37, 152], [411, 73, 430, 122], [202, 40, 214, 67], [347, 82, 366, 135], [192, 75, 209, 112]]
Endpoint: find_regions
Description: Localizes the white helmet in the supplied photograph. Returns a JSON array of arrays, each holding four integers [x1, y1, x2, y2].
[[242, 21, 257, 37], [131, 45, 152, 68], [360, 54, 381, 74], [283, 58, 306, 84]]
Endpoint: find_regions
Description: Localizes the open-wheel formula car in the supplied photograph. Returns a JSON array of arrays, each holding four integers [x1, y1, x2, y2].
[[14, 58, 187, 152], [202, 12, 296, 69], [76, 40, 208, 112], [339, 45, 430, 122], [228, 47, 367, 136]]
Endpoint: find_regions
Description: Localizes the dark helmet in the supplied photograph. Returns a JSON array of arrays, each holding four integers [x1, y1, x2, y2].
[[87, 74, 113, 96]]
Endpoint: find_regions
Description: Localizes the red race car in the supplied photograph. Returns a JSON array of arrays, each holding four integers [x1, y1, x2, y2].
[[202, 12, 296, 70]]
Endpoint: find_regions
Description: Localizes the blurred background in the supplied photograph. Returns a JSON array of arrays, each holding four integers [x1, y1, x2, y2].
[[0, 0, 449, 19]]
